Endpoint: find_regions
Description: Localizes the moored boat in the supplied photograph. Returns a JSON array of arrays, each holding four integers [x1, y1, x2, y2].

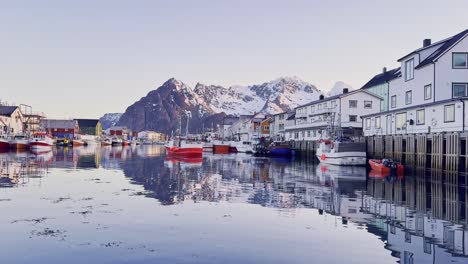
[[29, 132, 54, 150], [111, 137, 123, 146], [213, 141, 230, 154], [10, 134, 29, 150], [72, 139, 85, 147], [369, 159, 404, 174], [101, 138, 112, 146], [229, 141, 254, 154], [122, 140, 130, 146], [316, 138, 366, 166], [165, 139, 203, 158], [202, 142, 213, 152], [269, 142, 294, 156]]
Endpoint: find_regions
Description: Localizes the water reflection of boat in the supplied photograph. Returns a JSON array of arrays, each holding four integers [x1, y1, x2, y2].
[[164, 156, 203, 169], [316, 163, 366, 181]]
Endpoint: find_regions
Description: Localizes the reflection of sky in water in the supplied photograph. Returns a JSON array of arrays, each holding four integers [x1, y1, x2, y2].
[[0, 146, 466, 264]]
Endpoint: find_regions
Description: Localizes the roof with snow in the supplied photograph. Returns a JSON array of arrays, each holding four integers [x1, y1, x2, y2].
[[361, 67, 401, 89], [398, 29, 468, 69], [0, 106, 19, 117]]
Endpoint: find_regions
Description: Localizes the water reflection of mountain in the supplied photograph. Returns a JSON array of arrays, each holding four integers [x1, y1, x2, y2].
[[119, 153, 468, 264]]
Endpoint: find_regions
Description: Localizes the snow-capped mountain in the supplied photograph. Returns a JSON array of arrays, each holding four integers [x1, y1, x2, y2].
[[99, 113, 123, 129], [194, 76, 321, 115], [326, 81, 354, 96], [115, 77, 341, 133]]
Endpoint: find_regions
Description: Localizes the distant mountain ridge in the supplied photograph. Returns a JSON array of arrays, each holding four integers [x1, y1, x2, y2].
[[101, 77, 351, 134], [99, 113, 123, 129]]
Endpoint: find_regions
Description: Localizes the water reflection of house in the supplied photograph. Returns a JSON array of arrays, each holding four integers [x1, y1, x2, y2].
[[0, 152, 49, 186]]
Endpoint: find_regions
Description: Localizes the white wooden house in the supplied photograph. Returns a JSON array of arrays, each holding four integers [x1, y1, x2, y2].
[[363, 29, 468, 136], [285, 89, 382, 141]]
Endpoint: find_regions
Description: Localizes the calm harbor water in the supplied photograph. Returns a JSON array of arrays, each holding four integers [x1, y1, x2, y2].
[[0, 146, 467, 264]]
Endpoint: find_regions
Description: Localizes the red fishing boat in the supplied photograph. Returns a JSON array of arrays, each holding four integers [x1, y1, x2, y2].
[[369, 159, 404, 174], [0, 134, 10, 150], [29, 132, 54, 150], [165, 139, 203, 158]]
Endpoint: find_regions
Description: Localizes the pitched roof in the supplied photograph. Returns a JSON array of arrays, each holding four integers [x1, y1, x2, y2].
[[397, 29, 468, 69], [0, 106, 19, 117], [298, 89, 383, 109], [75, 119, 100, 128], [286, 113, 296, 120], [361, 67, 401, 89], [416, 29, 468, 69]]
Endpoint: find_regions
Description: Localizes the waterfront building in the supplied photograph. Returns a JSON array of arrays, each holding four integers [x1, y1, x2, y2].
[[259, 117, 271, 138], [0, 106, 24, 134], [75, 119, 102, 136], [269, 111, 294, 141], [137, 130, 165, 142], [363, 29, 468, 136], [41, 119, 79, 139], [109, 126, 128, 138], [224, 113, 265, 141], [284, 89, 382, 141], [361, 67, 401, 111]]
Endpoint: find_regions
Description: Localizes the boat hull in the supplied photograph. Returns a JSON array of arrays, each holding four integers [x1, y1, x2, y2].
[[316, 151, 367, 166], [213, 145, 230, 154], [165, 146, 203, 158], [0, 140, 10, 149], [369, 159, 404, 174], [270, 147, 294, 156], [10, 142, 29, 150]]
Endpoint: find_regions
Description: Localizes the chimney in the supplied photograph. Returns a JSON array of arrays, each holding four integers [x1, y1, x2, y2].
[[319, 94, 325, 100], [423, 39, 431, 47], [383, 67, 387, 73], [343, 88, 349, 94]]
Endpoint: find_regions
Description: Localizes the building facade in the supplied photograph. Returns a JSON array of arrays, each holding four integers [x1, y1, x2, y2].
[[285, 89, 382, 141], [363, 29, 468, 136], [42, 119, 79, 139], [270, 111, 294, 141], [75, 119, 102, 136], [0, 106, 24, 134]]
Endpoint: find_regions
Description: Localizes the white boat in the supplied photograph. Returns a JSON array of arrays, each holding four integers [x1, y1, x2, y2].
[[111, 137, 123, 146], [229, 141, 254, 153], [316, 139, 366, 166], [29, 132, 54, 150], [202, 142, 213, 152], [10, 134, 29, 150]]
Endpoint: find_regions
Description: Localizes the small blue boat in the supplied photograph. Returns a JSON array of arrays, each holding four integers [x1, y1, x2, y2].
[[269, 142, 295, 157]]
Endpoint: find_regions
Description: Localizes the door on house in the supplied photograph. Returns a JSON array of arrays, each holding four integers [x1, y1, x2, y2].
[[386, 115, 392, 134]]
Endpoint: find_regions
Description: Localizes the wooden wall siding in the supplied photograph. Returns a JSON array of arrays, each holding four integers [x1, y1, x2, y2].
[[384, 135, 394, 159], [374, 136, 384, 159], [405, 135, 416, 166], [445, 171, 459, 223], [431, 134, 444, 169], [393, 135, 403, 162], [415, 169, 427, 212], [416, 134, 427, 167], [366, 136, 374, 156], [445, 133, 460, 172], [430, 170, 444, 219]]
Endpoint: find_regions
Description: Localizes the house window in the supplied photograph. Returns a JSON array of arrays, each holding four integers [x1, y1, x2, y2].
[[311, 106, 315, 112], [323, 102, 327, 108], [349, 115, 357, 122], [365, 118, 371, 129], [424, 84, 432, 100], [405, 91, 412, 105], [307, 130, 311, 137], [444, 104, 455, 122], [453, 53, 468, 68], [349, 100, 357, 108], [396, 113, 407, 130], [331, 100, 336, 108], [375, 117, 381, 129], [416, 109, 425, 125], [364, 101, 372, 109], [391, 95, 396, 108], [318, 104, 322, 110], [301, 131, 305, 138], [453, 83, 468, 98], [405, 58, 414, 81]]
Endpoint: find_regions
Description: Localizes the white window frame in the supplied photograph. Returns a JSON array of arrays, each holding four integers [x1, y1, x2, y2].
[[416, 109, 425, 125], [405, 91, 412, 105], [405, 58, 414, 81], [365, 118, 371, 130], [453, 53, 468, 69], [391, 95, 396, 108], [364, 101, 372, 109], [396, 112, 407, 130], [349, 100, 357, 108], [375, 116, 381, 129], [444, 104, 455, 123], [424, 84, 432, 100], [349, 115, 357, 122], [452, 83, 468, 98]]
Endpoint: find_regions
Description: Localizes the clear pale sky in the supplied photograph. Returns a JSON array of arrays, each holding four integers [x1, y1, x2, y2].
[[1, 0, 467, 118]]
